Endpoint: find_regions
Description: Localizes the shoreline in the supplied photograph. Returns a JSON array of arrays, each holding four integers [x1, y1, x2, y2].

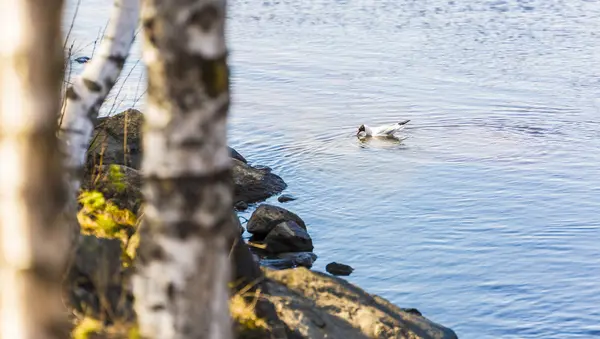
[[71, 108, 458, 338]]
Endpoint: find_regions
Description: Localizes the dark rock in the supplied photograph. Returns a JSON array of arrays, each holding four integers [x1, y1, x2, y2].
[[260, 252, 317, 270], [264, 220, 313, 254], [234, 201, 249, 211], [228, 146, 247, 163], [403, 308, 423, 316], [89, 110, 253, 171], [75, 56, 91, 64], [326, 262, 354, 276], [233, 160, 287, 204], [88, 109, 144, 170], [229, 236, 263, 294], [277, 194, 297, 203], [67, 235, 134, 323], [247, 204, 306, 239], [231, 211, 245, 235]]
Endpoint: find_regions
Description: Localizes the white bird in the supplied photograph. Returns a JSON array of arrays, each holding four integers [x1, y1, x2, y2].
[[356, 120, 411, 137]]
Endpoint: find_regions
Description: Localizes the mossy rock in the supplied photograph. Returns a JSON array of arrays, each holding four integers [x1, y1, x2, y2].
[[82, 164, 143, 215]]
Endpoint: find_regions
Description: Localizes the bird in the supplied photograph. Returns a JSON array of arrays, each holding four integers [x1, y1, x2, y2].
[[356, 120, 411, 138]]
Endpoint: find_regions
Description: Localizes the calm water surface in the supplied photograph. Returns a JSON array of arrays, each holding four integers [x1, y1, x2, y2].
[[65, 0, 600, 337]]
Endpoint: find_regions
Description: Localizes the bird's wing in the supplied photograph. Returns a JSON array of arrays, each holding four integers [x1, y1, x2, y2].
[[374, 123, 406, 135]]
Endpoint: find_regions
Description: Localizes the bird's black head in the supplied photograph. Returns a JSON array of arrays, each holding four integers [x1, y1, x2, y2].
[[357, 124, 366, 136]]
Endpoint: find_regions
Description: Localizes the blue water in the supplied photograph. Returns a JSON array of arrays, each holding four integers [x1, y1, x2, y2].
[[65, 0, 600, 337]]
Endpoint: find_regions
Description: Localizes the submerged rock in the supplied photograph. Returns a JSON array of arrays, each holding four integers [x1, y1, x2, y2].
[[247, 204, 306, 239], [74, 56, 91, 64], [233, 160, 287, 204], [277, 194, 297, 203], [264, 220, 313, 254], [260, 252, 317, 270], [326, 262, 354, 276]]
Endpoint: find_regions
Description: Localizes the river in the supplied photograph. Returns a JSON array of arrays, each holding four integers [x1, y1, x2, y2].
[[64, 0, 600, 337]]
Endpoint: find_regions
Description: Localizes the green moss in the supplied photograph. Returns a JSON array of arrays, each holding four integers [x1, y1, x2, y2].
[[72, 317, 103, 339], [78, 189, 137, 239]]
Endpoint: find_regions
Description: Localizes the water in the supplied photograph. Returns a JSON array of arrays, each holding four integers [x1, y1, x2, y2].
[[64, 0, 600, 338]]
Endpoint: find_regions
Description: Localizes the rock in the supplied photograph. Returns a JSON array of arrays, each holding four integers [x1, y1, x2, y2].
[[89, 110, 252, 171], [247, 204, 306, 239], [234, 201, 249, 211], [264, 220, 313, 254], [74, 56, 90, 64], [260, 252, 317, 270], [254, 165, 272, 172], [81, 164, 143, 214], [232, 211, 245, 235], [403, 308, 423, 316], [67, 235, 134, 323], [229, 146, 247, 163], [263, 267, 458, 339], [88, 110, 285, 206], [88, 109, 144, 170], [326, 262, 354, 276], [277, 194, 297, 203], [233, 160, 287, 204], [67, 250, 457, 339]]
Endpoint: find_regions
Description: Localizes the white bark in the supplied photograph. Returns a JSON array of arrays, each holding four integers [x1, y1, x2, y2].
[[133, 0, 235, 338], [59, 0, 140, 193], [0, 0, 71, 338]]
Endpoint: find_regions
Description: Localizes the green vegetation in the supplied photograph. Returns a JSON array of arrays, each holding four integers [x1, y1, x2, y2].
[[70, 164, 268, 338]]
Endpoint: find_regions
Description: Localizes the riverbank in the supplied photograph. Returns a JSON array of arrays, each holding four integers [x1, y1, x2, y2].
[[69, 109, 458, 338]]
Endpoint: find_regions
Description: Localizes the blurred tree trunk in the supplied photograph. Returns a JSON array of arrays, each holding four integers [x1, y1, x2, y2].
[[132, 0, 235, 338], [59, 0, 139, 239], [0, 0, 71, 338]]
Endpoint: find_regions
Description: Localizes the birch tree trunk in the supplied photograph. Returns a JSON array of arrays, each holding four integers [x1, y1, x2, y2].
[[59, 0, 139, 212], [0, 1, 71, 338], [132, 0, 235, 338]]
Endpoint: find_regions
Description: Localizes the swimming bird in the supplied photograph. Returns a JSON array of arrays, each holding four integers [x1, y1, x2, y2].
[[356, 120, 411, 137]]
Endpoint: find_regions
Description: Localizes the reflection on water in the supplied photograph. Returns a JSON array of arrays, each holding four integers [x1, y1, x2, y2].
[[356, 135, 408, 149], [65, 0, 600, 338]]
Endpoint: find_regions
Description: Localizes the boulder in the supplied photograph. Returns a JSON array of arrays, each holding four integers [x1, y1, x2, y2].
[[233, 160, 287, 204], [263, 267, 458, 339], [326, 262, 354, 276], [81, 164, 143, 214], [67, 235, 134, 323], [247, 204, 306, 239], [89, 109, 249, 170], [88, 109, 144, 170], [264, 221, 313, 254], [88, 110, 286, 205]]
